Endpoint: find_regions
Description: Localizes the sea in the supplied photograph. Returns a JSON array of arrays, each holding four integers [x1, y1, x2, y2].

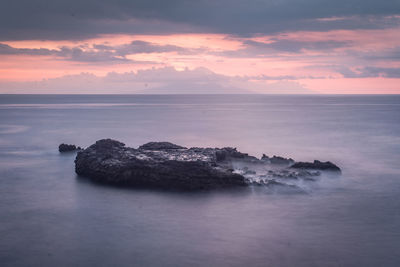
[[0, 94, 399, 267]]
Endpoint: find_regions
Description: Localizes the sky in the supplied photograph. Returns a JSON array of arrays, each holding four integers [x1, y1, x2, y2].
[[1, 0, 400, 94]]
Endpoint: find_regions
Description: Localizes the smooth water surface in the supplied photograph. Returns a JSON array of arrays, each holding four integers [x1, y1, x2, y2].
[[0, 95, 399, 266]]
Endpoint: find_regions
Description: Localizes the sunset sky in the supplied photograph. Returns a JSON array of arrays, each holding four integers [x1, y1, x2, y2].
[[1, 0, 400, 94]]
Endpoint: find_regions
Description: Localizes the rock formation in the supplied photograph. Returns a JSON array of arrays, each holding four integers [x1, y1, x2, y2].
[[73, 139, 341, 190]]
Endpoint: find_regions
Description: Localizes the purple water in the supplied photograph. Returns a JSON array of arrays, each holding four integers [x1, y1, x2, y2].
[[0, 94, 399, 266]]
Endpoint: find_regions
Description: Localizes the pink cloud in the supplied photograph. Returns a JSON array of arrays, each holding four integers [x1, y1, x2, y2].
[[1, 28, 399, 93]]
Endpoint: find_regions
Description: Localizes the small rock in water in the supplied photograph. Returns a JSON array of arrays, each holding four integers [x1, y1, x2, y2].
[[59, 143, 82, 152], [291, 160, 341, 171]]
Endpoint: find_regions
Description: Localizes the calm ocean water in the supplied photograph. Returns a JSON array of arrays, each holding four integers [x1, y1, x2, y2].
[[0, 94, 399, 267]]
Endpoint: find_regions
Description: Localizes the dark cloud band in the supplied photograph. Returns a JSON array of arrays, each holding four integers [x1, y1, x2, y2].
[[1, 0, 399, 40]]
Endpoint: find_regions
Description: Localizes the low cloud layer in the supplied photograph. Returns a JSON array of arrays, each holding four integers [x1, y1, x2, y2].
[[339, 66, 400, 78], [0, 67, 313, 94]]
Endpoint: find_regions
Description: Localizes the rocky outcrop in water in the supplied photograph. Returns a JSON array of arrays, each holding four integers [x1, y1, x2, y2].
[[59, 143, 82, 152], [74, 139, 341, 190], [291, 160, 341, 171]]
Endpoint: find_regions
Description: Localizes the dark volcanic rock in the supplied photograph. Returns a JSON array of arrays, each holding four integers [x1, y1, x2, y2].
[[74, 139, 341, 191], [139, 142, 187, 150], [59, 143, 82, 152], [291, 160, 341, 171], [75, 139, 245, 190]]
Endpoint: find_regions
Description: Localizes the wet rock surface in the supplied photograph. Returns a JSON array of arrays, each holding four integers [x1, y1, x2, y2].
[[74, 139, 341, 191]]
